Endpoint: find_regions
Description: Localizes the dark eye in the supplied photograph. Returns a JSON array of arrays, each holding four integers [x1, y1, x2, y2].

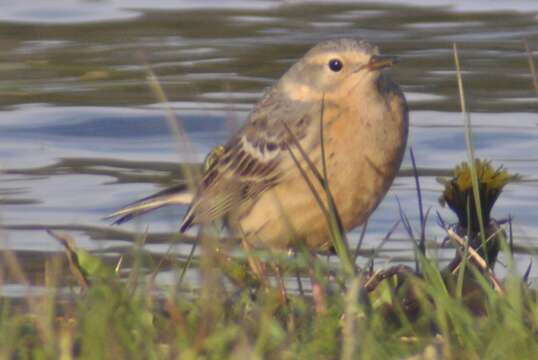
[[328, 58, 343, 72]]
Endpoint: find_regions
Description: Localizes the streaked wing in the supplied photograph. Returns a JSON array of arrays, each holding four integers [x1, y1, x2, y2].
[[180, 86, 316, 230]]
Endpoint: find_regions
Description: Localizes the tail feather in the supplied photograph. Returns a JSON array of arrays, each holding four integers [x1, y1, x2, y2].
[[179, 213, 194, 232], [106, 184, 193, 225]]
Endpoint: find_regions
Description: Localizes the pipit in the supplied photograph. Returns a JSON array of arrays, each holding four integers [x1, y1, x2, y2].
[[109, 39, 409, 251]]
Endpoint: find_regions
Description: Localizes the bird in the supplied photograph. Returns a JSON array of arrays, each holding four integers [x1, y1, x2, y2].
[[108, 39, 409, 252]]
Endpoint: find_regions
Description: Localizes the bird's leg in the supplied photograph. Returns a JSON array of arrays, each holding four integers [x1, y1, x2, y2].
[[271, 262, 289, 306], [307, 251, 327, 315], [240, 237, 269, 287]]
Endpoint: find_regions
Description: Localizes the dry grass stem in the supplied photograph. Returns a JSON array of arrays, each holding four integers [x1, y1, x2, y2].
[[524, 40, 538, 97], [447, 228, 503, 294]]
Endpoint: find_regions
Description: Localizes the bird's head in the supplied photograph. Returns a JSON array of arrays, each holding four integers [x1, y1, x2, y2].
[[279, 39, 396, 101]]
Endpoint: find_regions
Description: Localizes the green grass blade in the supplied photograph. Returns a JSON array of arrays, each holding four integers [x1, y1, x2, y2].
[[453, 43, 487, 259]]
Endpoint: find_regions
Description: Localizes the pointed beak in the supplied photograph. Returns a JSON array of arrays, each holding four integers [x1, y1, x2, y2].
[[368, 55, 397, 71]]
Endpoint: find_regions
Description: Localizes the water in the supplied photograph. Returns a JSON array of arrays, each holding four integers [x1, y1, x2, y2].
[[0, 0, 537, 291]]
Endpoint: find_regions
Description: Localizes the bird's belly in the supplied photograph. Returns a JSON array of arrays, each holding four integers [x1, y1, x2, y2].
[[235, 173, 332, 250], [235, 105, 405, 250]]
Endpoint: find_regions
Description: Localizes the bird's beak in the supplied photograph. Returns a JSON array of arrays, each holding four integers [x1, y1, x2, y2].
[[368, 55, 397, 71]]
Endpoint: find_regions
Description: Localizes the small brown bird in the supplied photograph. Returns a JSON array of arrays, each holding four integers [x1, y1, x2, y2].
[[109, 39, 408, 251]]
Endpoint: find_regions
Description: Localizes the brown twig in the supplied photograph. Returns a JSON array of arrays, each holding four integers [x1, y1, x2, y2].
[[363, 265, 415, 292]]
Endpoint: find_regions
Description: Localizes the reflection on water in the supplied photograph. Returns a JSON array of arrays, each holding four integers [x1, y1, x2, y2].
[[0, 0, 537, 294]]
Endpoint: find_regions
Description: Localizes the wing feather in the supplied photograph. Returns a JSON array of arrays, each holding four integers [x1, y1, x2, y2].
[[180, 86, 317, 230]]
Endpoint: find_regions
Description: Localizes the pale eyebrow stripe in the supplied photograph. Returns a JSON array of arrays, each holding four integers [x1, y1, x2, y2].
[[307, 50, 369, 66]]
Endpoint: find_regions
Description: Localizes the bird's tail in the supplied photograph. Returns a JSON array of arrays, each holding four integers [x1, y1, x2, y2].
[[106, 184, 193, 225], [179, 212, 194, 232]]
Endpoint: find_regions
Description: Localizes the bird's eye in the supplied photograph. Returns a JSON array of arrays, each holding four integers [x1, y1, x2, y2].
[[328, 58, 343, 72]]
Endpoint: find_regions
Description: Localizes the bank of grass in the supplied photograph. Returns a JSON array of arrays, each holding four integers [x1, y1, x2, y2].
[[1, 229, 537, 359], [1, 43, 538, 359]]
